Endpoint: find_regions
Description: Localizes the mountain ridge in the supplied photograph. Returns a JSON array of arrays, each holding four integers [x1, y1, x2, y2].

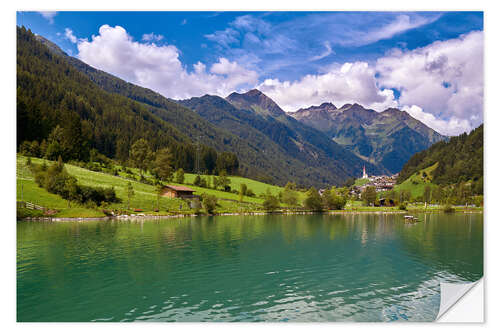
[[179, 92, 386, 186], [289, 102, 447, 173], [22, 27, 382, 187], [27, 27, 444, 183]]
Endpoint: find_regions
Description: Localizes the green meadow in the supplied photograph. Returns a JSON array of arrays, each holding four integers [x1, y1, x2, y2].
[[393, 163, 438, 198], [16, 155, 305, 217]]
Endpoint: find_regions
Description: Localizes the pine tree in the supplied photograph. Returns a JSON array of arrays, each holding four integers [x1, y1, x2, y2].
[[154, 148, 173, 181], [130, 139, 153, 176]]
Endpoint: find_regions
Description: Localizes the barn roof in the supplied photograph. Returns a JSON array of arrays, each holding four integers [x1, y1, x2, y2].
[[164, 185, 195, 192]]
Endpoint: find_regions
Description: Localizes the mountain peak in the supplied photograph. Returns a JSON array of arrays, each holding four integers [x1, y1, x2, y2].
[[245, 88, 264, 96], [293, 102, 338, 116], [340, 103, 353, 109], [290, 99, 447, 173], [226, 89, 285, 117], [381, 107, 412, 120], [319, 102, 337, 109], [382, 107, 402, 114]]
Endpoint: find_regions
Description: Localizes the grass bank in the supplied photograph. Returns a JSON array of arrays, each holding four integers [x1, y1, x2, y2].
[[16, 155, 300, 218]]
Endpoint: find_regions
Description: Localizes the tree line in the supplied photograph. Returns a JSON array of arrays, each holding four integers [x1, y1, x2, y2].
[[261, 183, 349, 211], [359, 183, 483, 208]]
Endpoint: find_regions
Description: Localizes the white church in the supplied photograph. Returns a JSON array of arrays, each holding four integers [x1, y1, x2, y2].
[[362, 165, 368, 179]]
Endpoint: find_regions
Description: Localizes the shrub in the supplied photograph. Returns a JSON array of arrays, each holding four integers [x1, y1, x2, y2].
[[263, 190, 280, 211], [361, 186, 377, 206], [175, 168, 185, 184], [443, 204, 455, 213], [398, 202, 407, 210], [304, 187, 323, 211], [190, 198, 202, 214], [201, 194, 217, 214], [281, 182, 299, 206], [322, 188, 347, 210], [32, 161, 120, 206], [139, 174, 154, 185], [193, 174, 202, 186], [199, 177, 208, 188]]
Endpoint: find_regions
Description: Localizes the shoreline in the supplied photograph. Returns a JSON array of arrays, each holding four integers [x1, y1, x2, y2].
[[17, 208, 483, 222]]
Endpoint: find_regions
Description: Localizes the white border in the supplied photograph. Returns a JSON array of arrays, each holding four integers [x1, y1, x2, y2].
[[2, 1, 498, 332]]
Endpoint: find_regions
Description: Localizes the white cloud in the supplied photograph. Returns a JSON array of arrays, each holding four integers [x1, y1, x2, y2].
[[402, 105, 472, 136], [64, 28, 77, 43], [351, 14, 439, 47], [258, 30, 483, 136], [232, 15, 271, 34], [77, 25, 258, 99], [205, 28, 239, 48], [309, 41, 334, 61], [38, 11, 57, 24], [142, 33, 164, 42], [205, 14, 296, 61], [74, 24, 482, 136], [257, 61, 397, 112], [376, 30, 483, 134]]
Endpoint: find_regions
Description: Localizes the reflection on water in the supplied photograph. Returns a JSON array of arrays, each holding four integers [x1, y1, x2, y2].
[[17, 213, 483, 322]]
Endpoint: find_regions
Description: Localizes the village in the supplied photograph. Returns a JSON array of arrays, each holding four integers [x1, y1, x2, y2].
[[349, 166, 398, 198]]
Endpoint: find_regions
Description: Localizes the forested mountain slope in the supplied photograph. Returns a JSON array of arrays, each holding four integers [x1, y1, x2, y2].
[[181, 92, 385, 186], [31, 28, 383, 186], [224, 90, 387, 174], [398, 124, 483, 185]]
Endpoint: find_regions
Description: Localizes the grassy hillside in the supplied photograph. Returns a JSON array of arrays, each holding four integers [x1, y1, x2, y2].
[[398, 124, 482, 185], [17, 155, 304, 217], [393, 163, 438, 198], [182, 173, 288, 198]]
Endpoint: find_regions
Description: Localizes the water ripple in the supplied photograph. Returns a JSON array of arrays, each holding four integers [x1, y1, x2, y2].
[[17, 213, 483, 322]]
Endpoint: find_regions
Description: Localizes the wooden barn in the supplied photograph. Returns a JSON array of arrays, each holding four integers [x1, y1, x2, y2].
[[161, 185, 196, 199]]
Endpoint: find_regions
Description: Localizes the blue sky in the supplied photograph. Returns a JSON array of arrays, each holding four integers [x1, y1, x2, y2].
[[17, 11, 483, 135]]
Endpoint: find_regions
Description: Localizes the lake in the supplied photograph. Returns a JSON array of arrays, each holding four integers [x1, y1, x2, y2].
[[17, 213, 483, 322]]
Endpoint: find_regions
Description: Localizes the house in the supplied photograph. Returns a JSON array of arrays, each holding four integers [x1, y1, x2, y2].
[[161, 185, 196, 199]]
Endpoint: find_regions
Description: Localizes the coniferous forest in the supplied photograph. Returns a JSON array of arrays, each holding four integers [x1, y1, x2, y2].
[[17, 26, 239, 176], [398, 124, 483, 187]]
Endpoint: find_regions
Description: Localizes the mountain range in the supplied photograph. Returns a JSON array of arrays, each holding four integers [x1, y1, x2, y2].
[[18, 26, 446, 187], [178, 90, 383, 186], [290, 103, 447, 173]]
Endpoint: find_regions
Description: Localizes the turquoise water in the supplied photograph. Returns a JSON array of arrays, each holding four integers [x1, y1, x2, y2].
[[17, 213, 483, 322]]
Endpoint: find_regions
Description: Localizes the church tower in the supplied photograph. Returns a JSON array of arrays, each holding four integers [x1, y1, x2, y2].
[[362, 165, 368, 179]]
